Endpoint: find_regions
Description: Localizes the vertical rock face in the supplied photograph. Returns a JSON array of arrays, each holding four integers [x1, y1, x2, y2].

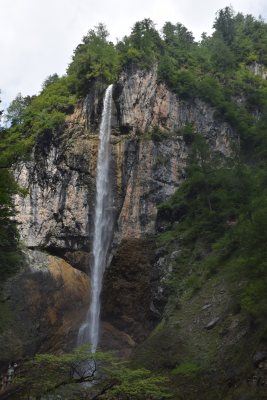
[[13, 124, 97, 252], [117, 137, 187, 239], [112, 67, 234, 240], [11, 66, 236, 352], [115, 66, 234, 151], [247, 61, 267, 79]]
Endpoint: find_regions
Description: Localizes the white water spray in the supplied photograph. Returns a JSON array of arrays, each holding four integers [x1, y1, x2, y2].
[[77, 84, 114, 352]]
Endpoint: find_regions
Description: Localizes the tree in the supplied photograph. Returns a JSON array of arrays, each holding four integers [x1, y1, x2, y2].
[[68, 23, 120, 95], [209, 33, 236, 70], [0, 90, 3, 118], [92, 22, 109, 41], [117, 19, 162, 69], [41, 73, 60, 90], [162, 22, 194, 49], [5, 93, 32, 126], [213, 6, 235, 45], [130, 18, 161, 51], [0, 167, 22, 280], [13, 346, 172, 399]]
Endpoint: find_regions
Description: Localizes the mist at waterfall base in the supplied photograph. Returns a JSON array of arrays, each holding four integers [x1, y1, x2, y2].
[[77, 84, 114, 353]]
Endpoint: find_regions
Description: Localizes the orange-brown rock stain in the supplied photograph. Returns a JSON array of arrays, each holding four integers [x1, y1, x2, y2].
[[48, 255, 90, 300]]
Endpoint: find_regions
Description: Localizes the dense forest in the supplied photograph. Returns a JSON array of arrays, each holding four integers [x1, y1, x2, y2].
[[1, 6, 267, 399]]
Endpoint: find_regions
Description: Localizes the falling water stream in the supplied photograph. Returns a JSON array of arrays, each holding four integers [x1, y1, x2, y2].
[[77, 84, 114, 352]]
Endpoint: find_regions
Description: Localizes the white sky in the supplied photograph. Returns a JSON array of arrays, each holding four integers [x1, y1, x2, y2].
[[0, 0, 266, 109]]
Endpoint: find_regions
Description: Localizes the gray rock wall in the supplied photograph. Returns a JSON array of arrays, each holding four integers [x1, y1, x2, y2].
[[14, 67, 236, 252]]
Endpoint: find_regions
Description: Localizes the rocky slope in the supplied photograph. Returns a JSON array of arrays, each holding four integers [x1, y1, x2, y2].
[[2, 66, 236, 362]]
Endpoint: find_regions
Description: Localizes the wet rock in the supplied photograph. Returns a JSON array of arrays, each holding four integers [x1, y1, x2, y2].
[[101, 239, 160, 342], [101, 322, 135, 358]]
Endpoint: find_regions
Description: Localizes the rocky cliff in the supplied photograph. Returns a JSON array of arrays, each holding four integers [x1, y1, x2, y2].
[[14, 67, 234, 247], [3, 66, 236, 360]]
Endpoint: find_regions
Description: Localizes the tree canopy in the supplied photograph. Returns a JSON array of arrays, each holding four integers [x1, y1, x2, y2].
[[12, 346, 172, 399]]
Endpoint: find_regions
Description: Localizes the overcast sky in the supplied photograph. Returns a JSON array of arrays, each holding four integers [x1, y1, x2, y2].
[[1, 0, 266, 109]]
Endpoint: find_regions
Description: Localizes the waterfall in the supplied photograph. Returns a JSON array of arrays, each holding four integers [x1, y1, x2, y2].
[[77, 84, 114, 352]]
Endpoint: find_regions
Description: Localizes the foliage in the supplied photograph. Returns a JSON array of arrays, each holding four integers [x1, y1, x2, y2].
[[117, 19, 162, 70], [1, 75, 77, 169], [16, 346, 172, 399], [0, 167, 23, 279], [171, 362, 201, 376], [213, 6, 235, 45], [0, 90, 2, 118], [68, 23, 120, 95], [42, 72, 60, 89], [157, 7, 267, 163], [0, 93, 24, 281], [5, 93, 32, 126], [4, 9, 267, 168], [157, 130, 267, 317], [104, 366, 171, 399]]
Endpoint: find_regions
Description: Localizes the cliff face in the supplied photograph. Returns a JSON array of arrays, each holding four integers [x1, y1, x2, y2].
[[116, 66, 233, 149], [9, 66, 235, 355], [14, 67, 234, 248]]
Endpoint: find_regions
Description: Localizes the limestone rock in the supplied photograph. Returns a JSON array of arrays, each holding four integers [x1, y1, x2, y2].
[[116, 66, 235, 156], [247, 62, 267, 79]]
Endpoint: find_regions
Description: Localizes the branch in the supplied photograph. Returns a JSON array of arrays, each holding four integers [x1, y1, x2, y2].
[[45, 367, 97, 394], [90, 381, 117, 400]]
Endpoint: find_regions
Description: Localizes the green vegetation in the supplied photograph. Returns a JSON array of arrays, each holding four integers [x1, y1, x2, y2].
[[0, 94, 24, 281], [14, 346, 172, 399], [0, 167, 23, 279], [67, 23, 120, 95], [117, 18, 162, 70], [4, 8, 267, 163], [171, 362, 201, 376], [158, 130, 267, 317]]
